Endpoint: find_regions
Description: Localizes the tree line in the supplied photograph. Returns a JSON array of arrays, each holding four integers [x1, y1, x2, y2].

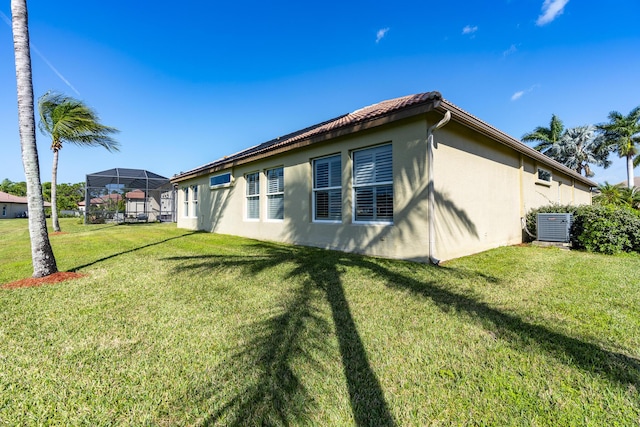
[[522, 107, 640, 187], [1, 179, 84, 211]]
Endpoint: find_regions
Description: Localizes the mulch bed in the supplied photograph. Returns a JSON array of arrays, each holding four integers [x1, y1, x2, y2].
[[1, 272, 86, 290]]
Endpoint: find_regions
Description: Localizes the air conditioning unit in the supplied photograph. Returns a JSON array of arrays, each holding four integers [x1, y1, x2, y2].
[[537, 213, 572, 243]]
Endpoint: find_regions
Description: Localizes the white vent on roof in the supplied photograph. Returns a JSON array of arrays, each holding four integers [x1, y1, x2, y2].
[[537, 213, 572, 242]]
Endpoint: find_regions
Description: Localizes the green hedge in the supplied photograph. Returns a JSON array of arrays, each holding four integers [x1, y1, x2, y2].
[[526, 204, 640, 255]]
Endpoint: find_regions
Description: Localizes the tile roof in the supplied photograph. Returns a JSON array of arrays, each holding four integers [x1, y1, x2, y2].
[[172, 91, 442, 181], [125, 189, 146, 199], [617, 177, 640, 188], [0, 191, 27, 203], [0, 191, 52, 206], [78, 193, 122, 206], [171, 91, 596, 187]]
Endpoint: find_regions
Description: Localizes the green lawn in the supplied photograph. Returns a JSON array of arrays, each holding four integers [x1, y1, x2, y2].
[[0, 218, 639, 426]]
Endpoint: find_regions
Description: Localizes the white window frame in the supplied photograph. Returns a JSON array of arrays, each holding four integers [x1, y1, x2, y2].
[[191, 184, 199, 217], [209, 172, 233, 189], [245, 171, 260, 221], [182, 187, 190, 218], [266, 167, 284, 221], [312, 154, 342, 223], [352, 144, 394, 224], [536, 167, 552, 186]]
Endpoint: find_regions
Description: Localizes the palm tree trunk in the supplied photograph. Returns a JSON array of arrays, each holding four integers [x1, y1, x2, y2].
[[11, 0, 58, 277], [627, 155, 635, 189], [51, 150, 60, 232]]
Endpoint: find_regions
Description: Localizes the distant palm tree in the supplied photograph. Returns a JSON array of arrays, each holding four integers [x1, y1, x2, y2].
[[38, 92, 119, 232], [11, 0, 58, 277], [522, 114, 565, 155], [593, 182, 622, 206], [597, 106, 640, 189], [547, 125, 611, 177], [619, 187, 640, 210], [594, 182, 640, 210]]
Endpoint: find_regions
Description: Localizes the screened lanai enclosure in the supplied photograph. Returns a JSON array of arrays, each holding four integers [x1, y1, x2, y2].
[[83, 168, 176, 224]]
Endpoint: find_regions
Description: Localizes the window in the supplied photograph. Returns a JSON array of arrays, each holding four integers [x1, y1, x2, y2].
[[266, 167, 284, 220], [313, 155, 342, 222], [191, 185, 198, 217], [245, 172, 260, 220], [183, 187, 190, 217], [353, 144, 393, 223], [210, 172, 232, 188], [2, 206, 6, 217], [537, 167, 552, 184]]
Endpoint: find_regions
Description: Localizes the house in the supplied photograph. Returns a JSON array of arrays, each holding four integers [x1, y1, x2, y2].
[[0, 191, 52, 219], [171, 92, 595, 262], [124, 189, 165, 221], [617, 177, 640, 188], [77, 193, 123, 213]]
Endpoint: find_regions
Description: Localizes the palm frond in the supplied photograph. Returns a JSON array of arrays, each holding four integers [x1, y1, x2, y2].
[[37, 91, 119, 152], [521, 114, 566, 155]]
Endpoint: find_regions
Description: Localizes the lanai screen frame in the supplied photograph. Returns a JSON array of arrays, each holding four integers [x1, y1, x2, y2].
[[84, 168, 174, 224]]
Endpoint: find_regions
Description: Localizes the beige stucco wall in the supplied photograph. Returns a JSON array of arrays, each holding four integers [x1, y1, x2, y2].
[[431, 119, 591, 260], [176, 115, 593, 261], [178, 119, 433, 260], [1, 203, 28, 219]]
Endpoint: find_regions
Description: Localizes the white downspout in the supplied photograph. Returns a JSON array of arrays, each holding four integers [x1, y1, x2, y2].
[[427, 110, 451, 265]]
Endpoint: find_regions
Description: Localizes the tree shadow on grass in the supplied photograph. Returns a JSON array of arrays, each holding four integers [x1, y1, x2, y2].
[[167, 244, 396, 426], [67, 231, 197, 272], [356, 257, 640, 389], [202, 274, 328, 426], [166, 242, 639, 425], [79, 224, 119, 233]]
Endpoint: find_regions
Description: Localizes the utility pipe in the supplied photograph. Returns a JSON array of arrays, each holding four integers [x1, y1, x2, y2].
[[427, 110, 451, 265]]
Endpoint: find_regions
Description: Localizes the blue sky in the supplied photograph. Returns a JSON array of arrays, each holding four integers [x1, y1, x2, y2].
[[1, 0, 639, 185]]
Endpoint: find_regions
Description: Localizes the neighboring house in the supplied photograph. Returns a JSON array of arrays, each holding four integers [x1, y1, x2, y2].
[[125, 189, 147, 217], [124, 189, 164, 221], [171, 92, 596, 262], [78, 193, 122, 213], [617, 178, 640, 188], [0, 191, 52, 219]]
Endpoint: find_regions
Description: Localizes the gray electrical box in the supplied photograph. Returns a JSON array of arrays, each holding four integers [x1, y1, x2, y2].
[[537, 213, 572, 242]]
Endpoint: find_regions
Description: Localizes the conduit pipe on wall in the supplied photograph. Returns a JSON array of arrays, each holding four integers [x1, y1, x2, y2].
[[427, 110, 451, 265]]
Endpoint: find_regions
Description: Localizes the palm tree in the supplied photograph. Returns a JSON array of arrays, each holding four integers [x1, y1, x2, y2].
[[522, 114, 565, 155], [597, 106, 640, 189], [11, 0, 58, 277], [593, 182, 622, 206], [547, 125, 611, 177], [38, 92, 120, 232], [619, 186, 640, 210], [594, 182, 640, 209]]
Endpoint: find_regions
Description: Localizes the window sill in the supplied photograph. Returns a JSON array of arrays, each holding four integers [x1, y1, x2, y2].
[[210, 183, 233, 190], [535, 181, 552, 187], [352, 220, 393, 226]]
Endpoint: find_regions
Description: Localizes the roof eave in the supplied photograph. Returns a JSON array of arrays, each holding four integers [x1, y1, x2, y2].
[[171, 98, 442, 183], [437, 100, 597, 188]]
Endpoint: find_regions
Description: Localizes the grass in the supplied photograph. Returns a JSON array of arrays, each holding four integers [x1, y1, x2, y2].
[[0, 218, 639, 425]]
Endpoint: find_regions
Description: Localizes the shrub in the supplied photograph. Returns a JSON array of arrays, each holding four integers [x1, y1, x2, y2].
[[526, 204, 640, 255], [572, 205, 640, 254]]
